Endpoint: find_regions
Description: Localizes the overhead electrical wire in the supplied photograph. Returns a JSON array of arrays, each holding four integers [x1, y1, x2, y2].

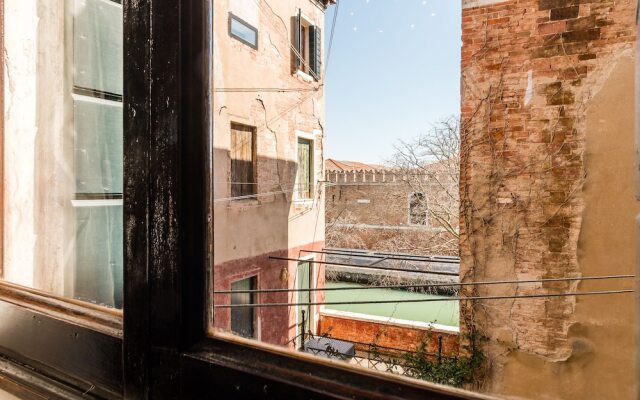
[[214, 87, 321, 93], [301, 249, 461, 265], [323, 0, 340, 77], [212, 181, 336, 203], [212, 274, 635, 295], [212, 289, 634, 308], [268, 256, 459, 276]]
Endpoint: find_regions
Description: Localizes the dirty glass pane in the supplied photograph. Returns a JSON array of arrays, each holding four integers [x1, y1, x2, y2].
[[74, 97, 123, 194], [75, 205, 123, 308], [229, 15, 257, 48], [2, 0, 123, 309], [74, 0, 123, 95]]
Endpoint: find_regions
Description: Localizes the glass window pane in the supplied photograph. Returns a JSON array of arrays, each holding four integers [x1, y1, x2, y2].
[[74, 204, 123, 308], [74, 0, 123, 95], [74, 97, 123, 195], [230, 16, 257, 48], [2, 0, 123, 310]]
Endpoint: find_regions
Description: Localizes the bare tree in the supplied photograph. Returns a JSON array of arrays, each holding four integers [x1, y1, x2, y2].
[[325, 117, 460, 257], [389, 116, 460, 241]]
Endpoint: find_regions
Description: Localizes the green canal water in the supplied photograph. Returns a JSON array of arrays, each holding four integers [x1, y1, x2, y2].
[[324, 282, 459, 328]]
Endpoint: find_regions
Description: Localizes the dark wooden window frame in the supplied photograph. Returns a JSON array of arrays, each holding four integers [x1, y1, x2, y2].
[[0, 0, 486, 399]]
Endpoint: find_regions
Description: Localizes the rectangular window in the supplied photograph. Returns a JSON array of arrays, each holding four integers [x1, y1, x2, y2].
[[293, 12, 322, 80], [231, 277, 257, 339], [297, 138, 313, 199], [297, 261, 313, 348], [409, 192, 428, 226], [230, 123, 256, 199], [2, 0, 123, 309], [228, 13, 258, 49]]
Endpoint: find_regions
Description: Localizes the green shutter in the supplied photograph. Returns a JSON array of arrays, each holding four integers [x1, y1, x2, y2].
[[309, 25, 322, 79]]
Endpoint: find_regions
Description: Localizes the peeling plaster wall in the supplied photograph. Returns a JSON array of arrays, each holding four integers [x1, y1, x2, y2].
[[213, 0, 326, 265], [460, 0, 637, 398]]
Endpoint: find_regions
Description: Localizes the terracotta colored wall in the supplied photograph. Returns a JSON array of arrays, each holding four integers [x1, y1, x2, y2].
[[319, 313, 459, 357], [460, 0, 637, 398], [213, 241, 325, 346]]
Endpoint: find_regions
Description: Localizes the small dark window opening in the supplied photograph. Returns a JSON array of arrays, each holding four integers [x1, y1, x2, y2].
[[230, 123, 256, 198], [231, 276, 257, 339], [409, 192, 428, 226], [228, 13, 258, 49]]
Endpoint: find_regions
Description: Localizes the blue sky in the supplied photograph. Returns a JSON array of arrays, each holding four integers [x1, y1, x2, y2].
[[324, 0, 461, 163]]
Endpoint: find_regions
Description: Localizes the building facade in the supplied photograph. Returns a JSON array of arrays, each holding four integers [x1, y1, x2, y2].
[[460, 0, 637, 398], [212, 0, 333, 347], [326, 159, 459, 256]]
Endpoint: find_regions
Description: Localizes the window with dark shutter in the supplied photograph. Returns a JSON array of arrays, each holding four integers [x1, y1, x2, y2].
[[309, 25, 321, 79], [230, 123, 256, 198], [231, 277, 257, 339], [292, 11, 321, 81]]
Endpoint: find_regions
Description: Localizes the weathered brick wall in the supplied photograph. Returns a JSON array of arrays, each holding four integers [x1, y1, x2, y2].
[[460, 0, 636, 397], [319, 313, 459, 357]]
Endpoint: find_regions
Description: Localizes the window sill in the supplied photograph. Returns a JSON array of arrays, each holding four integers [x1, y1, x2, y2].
[[182, 334, 493, 400], [294, 70, 316, 83], [227, 198, 261, 209], [293, 198, 314, 205], [0, 281, 122, 337]]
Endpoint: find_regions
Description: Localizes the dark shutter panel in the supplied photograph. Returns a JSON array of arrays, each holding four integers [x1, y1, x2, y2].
[[292, 12, 302, 73], [230, 124, 255, 198], [309, 25, 322, 79]]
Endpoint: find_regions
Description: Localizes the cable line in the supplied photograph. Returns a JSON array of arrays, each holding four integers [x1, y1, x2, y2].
[[213, 289, 634, 308], [269, 256, 459, 276], [212, 274, 634, 295]]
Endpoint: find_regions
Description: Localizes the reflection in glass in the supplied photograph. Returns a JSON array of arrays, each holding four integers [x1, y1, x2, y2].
[[2, 0, 123, 309]]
